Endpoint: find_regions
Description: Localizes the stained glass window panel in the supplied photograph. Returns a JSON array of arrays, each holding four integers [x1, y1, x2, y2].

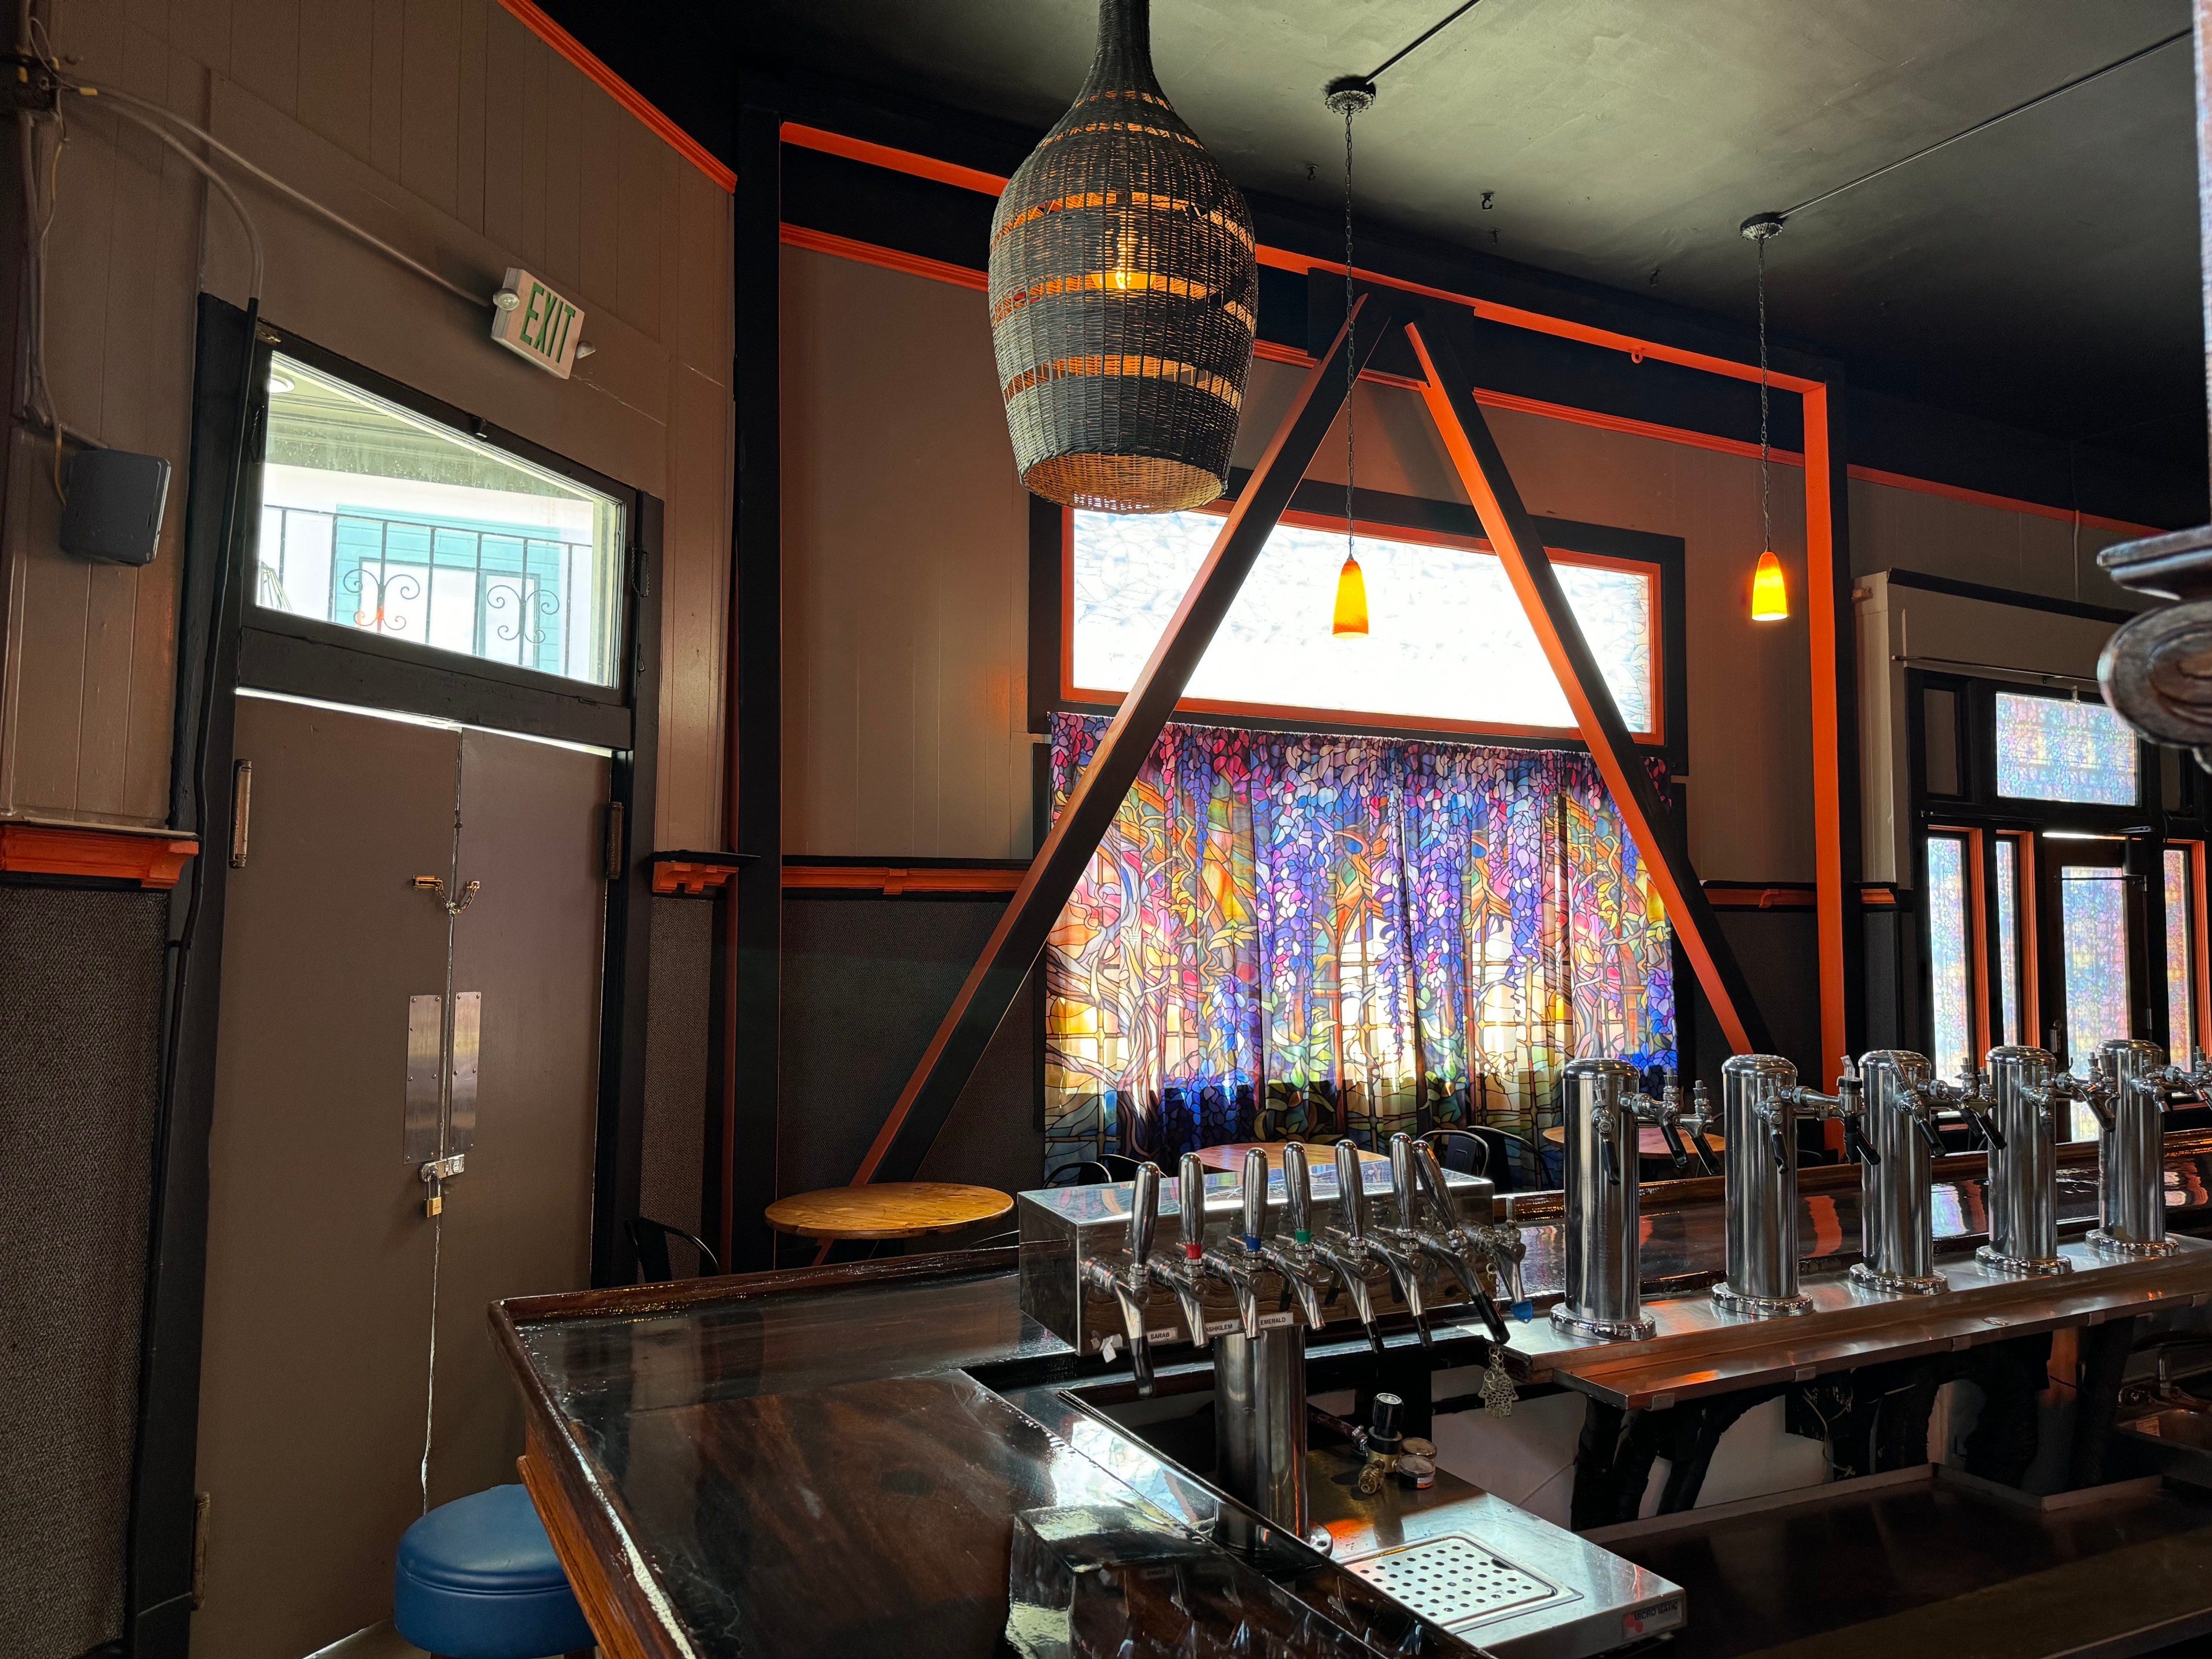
[[1994, 691, 2137, 805], [1925, 836, 1972, 1081], [2168, 847, 2195, 1062], [2061, 865, 2130, 1134], [1994, 837, 2021, 1049], [1070, 511, 1656, 735]]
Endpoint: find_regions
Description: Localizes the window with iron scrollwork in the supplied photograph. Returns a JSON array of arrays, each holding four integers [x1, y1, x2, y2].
[[255, 354, 626, 687]]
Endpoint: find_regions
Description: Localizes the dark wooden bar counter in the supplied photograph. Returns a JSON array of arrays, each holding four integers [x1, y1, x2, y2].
[[493, 1132, 2212, 1658]]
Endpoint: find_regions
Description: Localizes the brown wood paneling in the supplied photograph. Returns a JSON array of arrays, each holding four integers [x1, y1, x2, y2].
[[658, 361, 729, 850], [297, 0, 377, 161], [399, 0, 463, 218], [541, 55, 585, 292], [368, 0, 406, 179], [614, 120, 666, 342], [576, 86, 623, 322], [455, 0, 487, 234], [479, 1, 530, 255], [172, 0, 236, 77], [229, 0, 302, 117]]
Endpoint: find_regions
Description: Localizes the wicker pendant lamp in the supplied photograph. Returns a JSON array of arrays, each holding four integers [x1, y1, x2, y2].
[[988, 0, 1258, 514]]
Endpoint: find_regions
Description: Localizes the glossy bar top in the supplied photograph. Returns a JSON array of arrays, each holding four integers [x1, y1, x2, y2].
[[495, 1132, 2212, 1657]]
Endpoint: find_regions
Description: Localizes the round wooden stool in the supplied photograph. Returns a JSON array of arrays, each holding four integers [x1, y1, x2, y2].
[[765, 1181, 1013, 1243]]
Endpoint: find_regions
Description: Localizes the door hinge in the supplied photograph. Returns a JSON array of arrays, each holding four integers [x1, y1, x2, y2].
[[605, 801, 626, 881], [630, 544, 652, 598]]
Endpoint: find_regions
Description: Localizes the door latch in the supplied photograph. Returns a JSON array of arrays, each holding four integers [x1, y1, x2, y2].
[[419, 1153, 466, 1217]]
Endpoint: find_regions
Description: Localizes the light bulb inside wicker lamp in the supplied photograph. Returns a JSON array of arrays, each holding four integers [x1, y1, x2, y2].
[[987, 0, 1258, 514], [1332, 552, 1370, 638], [1751, 549, 1789, 621]]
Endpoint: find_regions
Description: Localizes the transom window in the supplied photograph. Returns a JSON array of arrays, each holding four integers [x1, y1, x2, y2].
[[1994, 690, 2138, 805], [256, 353, 627, 687], [1068, 509, 1659, 739]]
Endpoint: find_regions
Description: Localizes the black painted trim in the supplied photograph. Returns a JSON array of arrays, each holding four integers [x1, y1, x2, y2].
[[1884, 566, 2141, 626], [728, 104, 785, 1272], [237, 618, 633, 749], [126, 294, 266, 1659], [1037, 479, 1687, 770]]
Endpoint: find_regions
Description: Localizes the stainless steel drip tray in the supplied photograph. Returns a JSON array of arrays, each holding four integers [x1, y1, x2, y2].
[[1306, 1446, 1684, 1658], [1336, 1532, 1567, 1630]]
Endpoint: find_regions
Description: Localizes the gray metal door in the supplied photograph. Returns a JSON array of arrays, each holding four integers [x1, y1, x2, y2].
[[191, 695, 607, 1659]]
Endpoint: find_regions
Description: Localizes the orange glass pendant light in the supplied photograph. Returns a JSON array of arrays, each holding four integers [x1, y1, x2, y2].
[[1742, 211, 1789, 623], [1751, 548, 1789, 620], [1333, 552, 1370, 637], [1327, 75, 1376, 640]]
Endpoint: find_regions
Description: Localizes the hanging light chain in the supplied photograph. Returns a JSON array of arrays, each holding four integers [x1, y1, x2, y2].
[[1757, 231, 1771, 557], [1343, 95, 1358, 562]]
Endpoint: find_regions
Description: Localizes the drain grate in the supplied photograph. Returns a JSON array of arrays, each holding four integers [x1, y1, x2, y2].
[[1342, 1535, 1560, 1628]]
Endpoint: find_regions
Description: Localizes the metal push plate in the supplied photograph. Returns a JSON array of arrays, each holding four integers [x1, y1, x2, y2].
[[449, 991, 480, 1153], [1340, 1535, 1564, 1631], [403, 994, 442, 1162]]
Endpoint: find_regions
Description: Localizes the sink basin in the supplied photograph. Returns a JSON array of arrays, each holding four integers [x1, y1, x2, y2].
[[2121, 1407, 2212, 1452]]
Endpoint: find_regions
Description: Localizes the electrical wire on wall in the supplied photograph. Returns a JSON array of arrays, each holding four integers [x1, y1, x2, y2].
[[12, 0, 507, 1526]]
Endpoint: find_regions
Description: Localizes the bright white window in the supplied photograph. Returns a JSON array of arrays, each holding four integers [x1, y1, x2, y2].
[[256, 353, 626, 687], [1069, 510, 1658, 737]]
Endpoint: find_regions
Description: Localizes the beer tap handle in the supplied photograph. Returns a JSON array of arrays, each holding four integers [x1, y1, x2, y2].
[[1388, 1133, 1423, 1230], [1334, 1138, 1368, 1240], [1413, 1140, 1459, 1229], [1770, 1116, 1790, 1172], [1964, 1104, 2005, 1152], [1282, 1142, 1315, 1244], [1601, 1135, 1622, 1187], [1843, 1115, 1880, 1166], [1656, 1113, 1691, 1173], [1687, 1081, 1718, 1170], [1914, 1112, 1946, 1156], [1177, 1153, 1209, 1260], [1128, 1161, 1161, 1263], [1240, 1148, 1269, 1252]]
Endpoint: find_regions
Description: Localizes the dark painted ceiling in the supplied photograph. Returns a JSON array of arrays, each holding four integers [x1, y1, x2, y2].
[[551, 0, 2205, 479]]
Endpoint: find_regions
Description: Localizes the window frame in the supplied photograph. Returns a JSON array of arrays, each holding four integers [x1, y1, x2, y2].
[[1902, 668, 2205, 1070], [1033, 475, 1685, 770], [239, 327, 644, 751]]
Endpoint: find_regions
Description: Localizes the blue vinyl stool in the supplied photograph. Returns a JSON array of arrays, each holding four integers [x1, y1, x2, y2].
[[394, 1484, 595, 1659]]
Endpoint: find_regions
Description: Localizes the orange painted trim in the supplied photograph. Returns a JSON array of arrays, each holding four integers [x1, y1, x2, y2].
[[1845, 464, 2164, 540], [649, 856, 743, 898], [1060, 501, 1665, 746], [0, 823, 196, 888], [491, 0, 735, 193], [782, 865, 1025, 896], [1405, 319, 1756, 1056], [778, 223, 987, 293], [1802, 383, 1849, 1082], [1703, 885, 1815, 910], [779, 122, 1010, 199]]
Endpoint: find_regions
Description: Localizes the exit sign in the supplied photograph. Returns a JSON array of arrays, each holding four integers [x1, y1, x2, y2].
[[491, 267, 584, 379]]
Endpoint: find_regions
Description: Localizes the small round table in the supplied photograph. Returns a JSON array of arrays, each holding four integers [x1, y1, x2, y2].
[[764, 1182, 1013, 1243]]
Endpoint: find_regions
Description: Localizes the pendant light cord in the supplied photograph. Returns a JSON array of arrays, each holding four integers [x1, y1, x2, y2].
[[1756, 232, 1771, 555], [1343, 99, 1358, 562]]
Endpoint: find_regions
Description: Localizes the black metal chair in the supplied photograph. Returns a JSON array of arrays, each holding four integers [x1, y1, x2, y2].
[[1047, 1160, 1114, 1187], [1423, 1125, 1544, 1192], [626, 1216, 722, 1284]]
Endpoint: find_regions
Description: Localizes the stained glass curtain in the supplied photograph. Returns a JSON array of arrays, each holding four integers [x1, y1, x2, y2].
[[1994, 836, 2023, 1049], [1925, 835, 1974, 1081], [2168, 847, 2196, 1062], [1043, 715, 1676, 1178]]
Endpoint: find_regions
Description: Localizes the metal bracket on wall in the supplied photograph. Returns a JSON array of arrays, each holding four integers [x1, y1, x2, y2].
[[419, 1153, 466, 1217], [404, 990, 482, 1210]]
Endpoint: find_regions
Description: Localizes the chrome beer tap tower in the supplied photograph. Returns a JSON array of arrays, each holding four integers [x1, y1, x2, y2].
[[1978, 1046, 2106, 1276], [1552, 1058, 1714, 1339], [1850, 1051, 1956, 1296], [2088, 1038, 2208, 1258], [1017, 1134, 1521, 1548], [1713, 1054, 1865, 1316]]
